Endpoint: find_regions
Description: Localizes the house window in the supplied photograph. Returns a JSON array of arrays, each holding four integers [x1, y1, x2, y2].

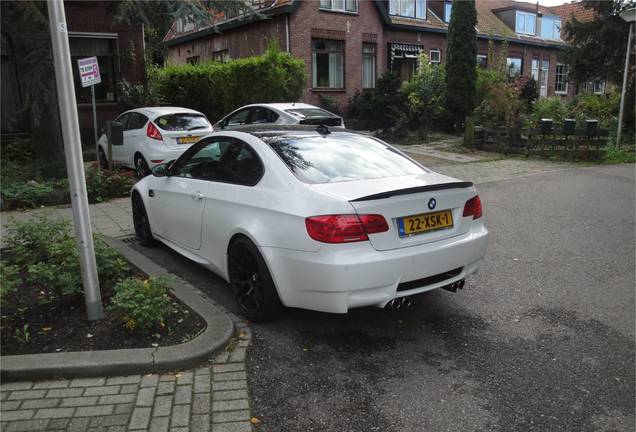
[[541, 16, 561, 40], [429, 49, 441, 63], [593, 79, 606, 94], [69, 36, 117, 104], [389, 0, 426, 19], [507, 57, 522, 79], [477, 54, 488, 68], [444, 2, 452, 22], [312, 39, 344, 89], [531, 59, 539, 81], [362, 43, 376, 89], [555, 64, 568, 93], [212, 50, 230, 62], [516, 11, 536, 35], [186, 56, 200, 65], [320, 0, 358, 13]]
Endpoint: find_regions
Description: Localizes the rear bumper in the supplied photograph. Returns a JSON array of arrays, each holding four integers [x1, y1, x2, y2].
[[261, 221, 489, 313]]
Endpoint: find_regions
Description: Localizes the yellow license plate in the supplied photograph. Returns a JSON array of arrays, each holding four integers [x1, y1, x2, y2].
[[177, 136, 201, 144], [398, 210, 454, 237]]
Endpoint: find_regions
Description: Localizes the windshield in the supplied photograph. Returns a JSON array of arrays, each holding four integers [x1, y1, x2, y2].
[[267, 134, 425, 184], [285, 108, 338, 119], [154, 114, 210, 131]]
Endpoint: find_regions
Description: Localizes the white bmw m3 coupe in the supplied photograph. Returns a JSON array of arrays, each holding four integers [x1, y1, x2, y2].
[[131, 125, 488, 321]]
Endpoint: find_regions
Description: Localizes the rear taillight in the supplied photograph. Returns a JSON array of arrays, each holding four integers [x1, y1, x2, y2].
[[463, 195, 483, 219], [147, 122, 163, 141], [305, 214, 389, 243]]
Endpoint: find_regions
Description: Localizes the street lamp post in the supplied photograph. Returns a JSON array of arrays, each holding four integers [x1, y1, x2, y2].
[[617, 7, 635, 149], [47, 0, 103, 320]]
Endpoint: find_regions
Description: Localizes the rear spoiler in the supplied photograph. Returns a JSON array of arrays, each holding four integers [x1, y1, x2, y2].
[[350, 182, 474, 202]]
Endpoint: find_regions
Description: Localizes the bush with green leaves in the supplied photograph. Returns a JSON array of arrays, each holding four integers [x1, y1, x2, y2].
[[526, 96, 571, 127], [402, 56, 448, 137], [4, 216, 130, 296], [154, 44, 307, 122], [0, 262, 20, 305], [474, 67, 524, 128], [570, 92, 619, 129], [349, 71, 408, 131], [85, 167, 136, 204], [110, 275, 174, 331]]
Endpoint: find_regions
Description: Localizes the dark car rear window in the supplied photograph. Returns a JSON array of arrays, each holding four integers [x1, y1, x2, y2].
[[154, 114, 210, 131], [267, 134, 424, 184], [285, 108, 337, 119]]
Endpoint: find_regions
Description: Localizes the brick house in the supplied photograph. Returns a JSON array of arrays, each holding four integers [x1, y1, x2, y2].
[[163, 0, 579, 113], [1, 1, 145, 146]]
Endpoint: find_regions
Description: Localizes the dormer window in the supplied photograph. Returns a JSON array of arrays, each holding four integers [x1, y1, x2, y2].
[[389, 0, 426, 19], [541, 16, 561, 40], [444, 2, 452, 22], [320, 0, 358, 13], [516, 11, 536, 35]]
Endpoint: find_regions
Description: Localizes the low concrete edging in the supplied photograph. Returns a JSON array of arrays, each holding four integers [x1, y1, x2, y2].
[[0, 237, 234, 382]]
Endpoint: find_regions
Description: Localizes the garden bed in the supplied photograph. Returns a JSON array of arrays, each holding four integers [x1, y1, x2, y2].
[[0, 217, 206, 356]]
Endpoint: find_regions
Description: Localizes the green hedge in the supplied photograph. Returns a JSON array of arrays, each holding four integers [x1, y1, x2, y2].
[[154, 46, 307, 122]]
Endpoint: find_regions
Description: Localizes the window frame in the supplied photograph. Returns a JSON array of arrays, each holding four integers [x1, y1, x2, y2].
[[319, 0, 358, 14], [429, 49, 441, 64], [476, 54, 488, 68], [223, 108, 252, 127], [515, 11, 536, 35], [127, 113, 148, 130], [115, 112, 132, 130], [444, 2, 452, 22], [69, 35, 118, 105], [506, 57, 523, 79], [362, 43, 377, 89], [554, 63, 569, 94], [541, 15, 562, 40], [311, 39, 345, 90], [171, 136, 265, 186], [248, 107, 280, 125], [389, 0, 426, 19]]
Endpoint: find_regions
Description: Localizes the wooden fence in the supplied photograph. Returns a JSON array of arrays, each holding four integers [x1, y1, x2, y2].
[[473, 127, 609, 160]]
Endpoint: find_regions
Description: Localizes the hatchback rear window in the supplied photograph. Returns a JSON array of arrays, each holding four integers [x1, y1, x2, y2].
[[268, 134, 425, 184], [154, 114, 210, 131]]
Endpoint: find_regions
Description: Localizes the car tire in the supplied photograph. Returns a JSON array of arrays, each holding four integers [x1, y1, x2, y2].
[[98, 147, 109, 170], [228, 237, 283, 322], [135, 154, 151, 178], [132, 193, 156, 247]]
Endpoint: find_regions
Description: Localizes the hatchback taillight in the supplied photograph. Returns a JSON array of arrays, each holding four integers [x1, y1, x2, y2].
[[463, 195, 483, 219], [147, 122, 163, 141], [305, 214, 389, 243]]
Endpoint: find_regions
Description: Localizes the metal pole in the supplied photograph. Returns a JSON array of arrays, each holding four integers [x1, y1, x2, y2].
[[48, 0, 103, 320], [617, 22, 634, 149], [91, 84, 98, 160]]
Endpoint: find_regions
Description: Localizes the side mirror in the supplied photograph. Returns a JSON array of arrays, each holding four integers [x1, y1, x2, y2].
[[107, 121, 124, 146], [151, 163, 169, 177]]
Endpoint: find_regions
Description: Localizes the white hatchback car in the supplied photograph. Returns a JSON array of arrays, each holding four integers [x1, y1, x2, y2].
[[131, 126, 488, 321], [213, 103, 344, 130], [97, 107, 213, 177]]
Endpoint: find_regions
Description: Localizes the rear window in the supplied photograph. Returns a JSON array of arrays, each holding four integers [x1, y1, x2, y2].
[[268, 134, 424, 184], [285, 108, 337, 119], [154, 114, 210, 131]]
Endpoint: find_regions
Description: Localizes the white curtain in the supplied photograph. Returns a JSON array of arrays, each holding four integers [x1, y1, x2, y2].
[[329, 51, 343, 88]]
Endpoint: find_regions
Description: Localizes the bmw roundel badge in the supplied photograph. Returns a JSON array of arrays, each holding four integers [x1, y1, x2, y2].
[[428, 198, 436, 210]]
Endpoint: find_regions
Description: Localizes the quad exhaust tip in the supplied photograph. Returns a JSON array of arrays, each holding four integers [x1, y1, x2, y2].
[[442, 279, 466, 293], [386, 296, 413, 312]]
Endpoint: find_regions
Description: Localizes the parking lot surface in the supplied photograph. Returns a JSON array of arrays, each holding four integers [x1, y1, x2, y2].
[[135, 164, 635, 432]]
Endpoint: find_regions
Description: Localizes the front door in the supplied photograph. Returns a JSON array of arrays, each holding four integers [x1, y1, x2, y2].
[[540, 59, 549, 98]]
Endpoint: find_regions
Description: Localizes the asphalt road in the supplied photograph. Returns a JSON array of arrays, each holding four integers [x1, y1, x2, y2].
[[134, 163, 635, 432]]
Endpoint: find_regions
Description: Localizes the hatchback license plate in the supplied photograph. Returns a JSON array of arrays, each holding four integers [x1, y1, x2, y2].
[[177, 136, 202, 144], [397, 210, 454, 237]]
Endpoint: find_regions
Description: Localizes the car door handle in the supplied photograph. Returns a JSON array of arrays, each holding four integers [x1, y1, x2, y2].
[[148, 189, 155, 197], [192, 191, 204, 200]]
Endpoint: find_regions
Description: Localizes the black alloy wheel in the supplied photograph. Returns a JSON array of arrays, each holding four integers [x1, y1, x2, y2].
[[132, 193, 155, 246], [135, 154, 151, 178], [228, 237, 283, 322]]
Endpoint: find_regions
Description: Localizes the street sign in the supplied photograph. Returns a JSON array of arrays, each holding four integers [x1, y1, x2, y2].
[[77, 56, 101, 88]]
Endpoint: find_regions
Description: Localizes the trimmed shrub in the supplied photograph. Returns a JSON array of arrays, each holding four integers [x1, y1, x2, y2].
[[527, 96, 570, 127], [570, 92, 619, 129], [110, 275, 174, 331], [154, 45, 307, 122]]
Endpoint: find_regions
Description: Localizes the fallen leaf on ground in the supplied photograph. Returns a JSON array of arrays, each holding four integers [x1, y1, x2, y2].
[[250, 417, 262, 426]]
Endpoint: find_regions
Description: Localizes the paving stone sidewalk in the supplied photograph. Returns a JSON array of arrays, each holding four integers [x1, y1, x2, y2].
[[1, 319, 254, 432]]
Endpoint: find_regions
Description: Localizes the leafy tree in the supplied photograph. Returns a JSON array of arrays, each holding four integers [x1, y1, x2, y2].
[[561, 0, 635, 133], [445, 0, 478, 131]]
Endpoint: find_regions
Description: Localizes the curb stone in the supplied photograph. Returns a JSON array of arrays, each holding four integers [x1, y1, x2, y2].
[[0, 236, 234, 382]]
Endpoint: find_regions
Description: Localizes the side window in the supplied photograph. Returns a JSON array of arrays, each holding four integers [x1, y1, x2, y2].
[[249, 107, 277, 124], [115, 113, 131, 129], [128, 113, 148, 130], [216, 140, 263, 186], [173, 138, 230, 181], [172, 137, 263, 185], [225, 109, 250, 127]]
